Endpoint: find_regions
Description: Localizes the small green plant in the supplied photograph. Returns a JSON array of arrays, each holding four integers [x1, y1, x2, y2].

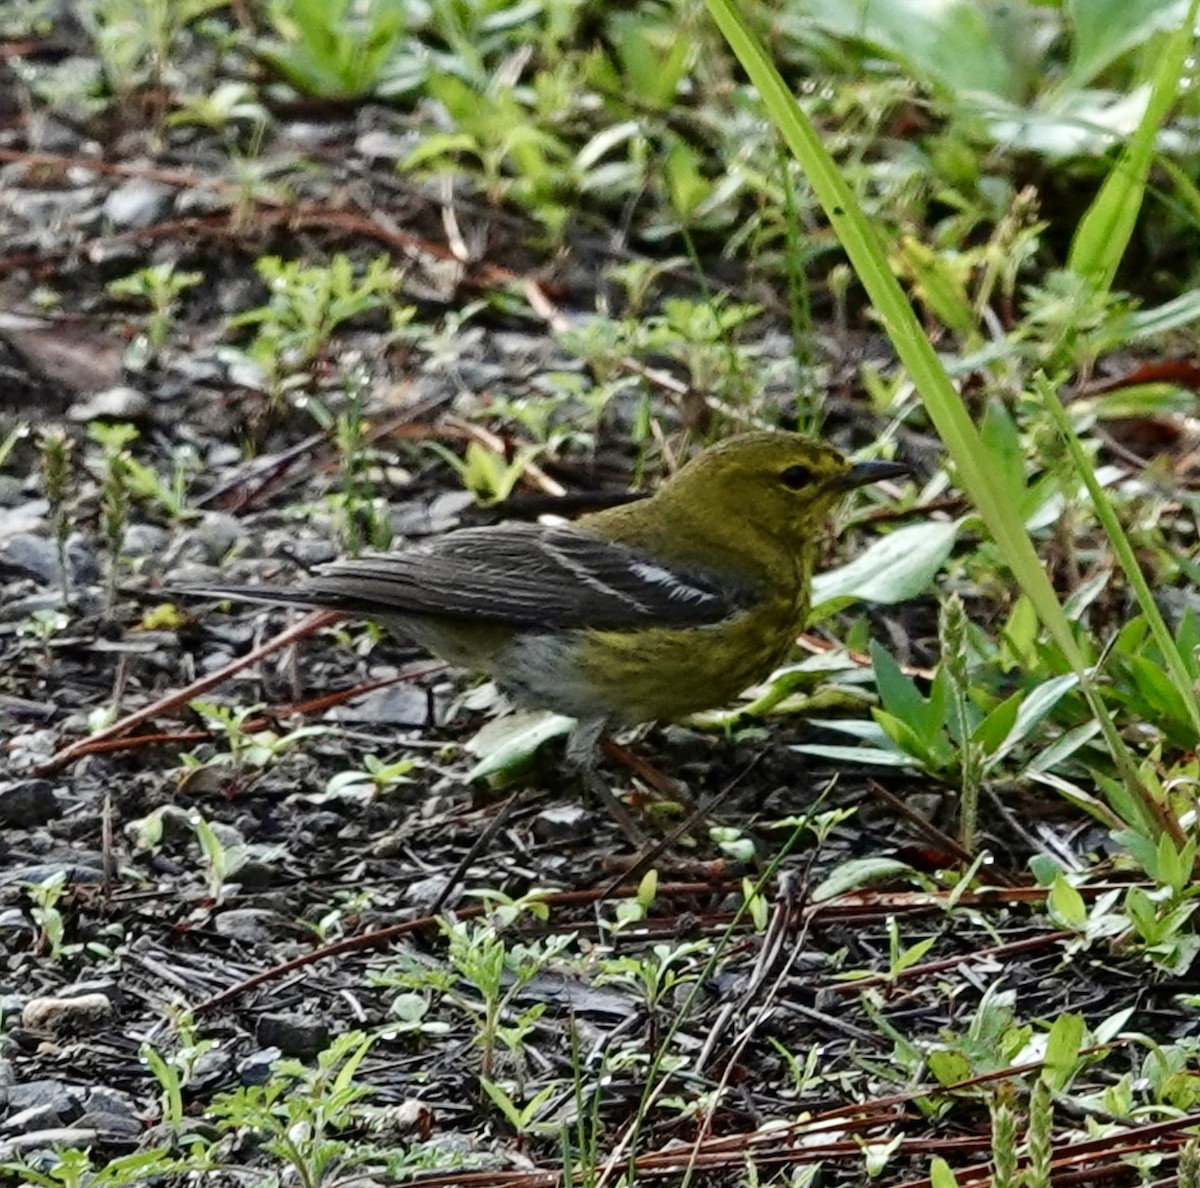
[[258, 0, 410, 100], [377, 890, 571, 1083], [87, 420, 200, 525], [427, 439, 545, 505], [1, 1146, 184, 1187], [38, 426, 74, 603], [82, 0, 224, 99], [18, 608, 69, 668], [924, 983, 1033, 1087], [183, 700, 328, 783], [141, 1009, 219, 1135], [206, 1031, 378, 1187], [323, 753, 418, 803], [307, 888, 378, 944], [604, 868, 658, 932], [1181, 1137, 1200, 1188], [478, 1079, 558, 1143], [87, 421, 137, 611], [108, 261, 204, 350], [442, 911, 573, 1082], [189, 812, 251, 904], [229, 254, 405, 396], [24, 871, 70, 960], [167, 81, 269, 133], [305, 366, 394, 554], [597, 940, 708, 1028], [1025, 1076, 1053, 1188], [404, 73, 573, 235]]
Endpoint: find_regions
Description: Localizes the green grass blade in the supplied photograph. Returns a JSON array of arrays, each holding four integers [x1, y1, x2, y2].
[[1067, 0, 1200, 293], [1038, 373, 1200, 740]]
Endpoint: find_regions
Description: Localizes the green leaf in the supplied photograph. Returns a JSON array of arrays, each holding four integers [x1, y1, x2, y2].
[[811, 520, 958, 608], [464, 711, 574, 782], [978, 399, 1025, 510], [813, 857, 916, 902], [895, 236, 975, 341], [971, 692, 1021, 757], [873, 710, 942, 771], [1042, 1012, 1085, 1091], [928, 1048, 971, 1087], [786, 0, 1021, 99], [790, 743, 915, 767], [870, 641, 936, 737], [988, 673, 1081, 766], [1048, 874, 1087, 930], [930, 1156, 961, 1188], [1067, 0, 1188, 88]]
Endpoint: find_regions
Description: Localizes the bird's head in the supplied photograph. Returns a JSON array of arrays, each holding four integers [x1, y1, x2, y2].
[[653, 431, 907, 551]]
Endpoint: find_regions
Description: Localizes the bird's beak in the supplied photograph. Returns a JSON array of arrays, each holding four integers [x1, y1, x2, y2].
[[834, 459, 911, 491]]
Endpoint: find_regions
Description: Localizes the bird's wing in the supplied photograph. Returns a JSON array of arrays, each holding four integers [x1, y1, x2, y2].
[[302, 523, 744, 628]]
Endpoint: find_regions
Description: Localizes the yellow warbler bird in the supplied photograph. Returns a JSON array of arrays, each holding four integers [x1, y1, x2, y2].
[[178, 432, 905, 770]]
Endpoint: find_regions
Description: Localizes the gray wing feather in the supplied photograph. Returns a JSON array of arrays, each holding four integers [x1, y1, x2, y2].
[[300, 523, 741, 628]]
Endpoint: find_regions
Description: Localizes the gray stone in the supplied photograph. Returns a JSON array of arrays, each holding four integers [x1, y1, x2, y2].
[[177, 512, 244, 565], [255, 1013, 330, 1059], [7, 1080, 80, 1116], [0, 476, 26, 507], [0, 781, 61, 827], [0, 864, 106, 887], [79, 1086, 141, 1137], [531, 803, 589, 842], [101, 179, 173, 229], [123, 524, 171, 559], [3, 1101, 67, 1133], [22, 993, 114, 1032], [239, 1048, 281, 1085], [67, 385, 150, 423], [212, 908, 280, 943], [0, 533, 60, 585]]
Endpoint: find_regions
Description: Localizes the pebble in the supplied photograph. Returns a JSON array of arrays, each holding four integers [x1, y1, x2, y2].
[[326, 684, 429, 727], [0, 1127, 100, 1160], [212, 908, 280, 943], [22, 993, 115, 1032], [239, 1048, 282, 1086], [174, 512, 244, 565], [0, 533, 61, 586], [0, 780, 62, 827], [256, 1014, 331, 1059], [3, 729, 60, 773], [101, 178, 174, 229], [0, 476, 27, 507], [78, 1086, 142, 1137], [123, 523, 171, 559], [67, 385, 150, 423], [531, 803, 589, 842], [4, 1101, 68, 1133], [6, 1079, 80, 1116]]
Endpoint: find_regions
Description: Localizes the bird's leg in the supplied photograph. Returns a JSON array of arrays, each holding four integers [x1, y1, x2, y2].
[[565, 717, 648, 847]]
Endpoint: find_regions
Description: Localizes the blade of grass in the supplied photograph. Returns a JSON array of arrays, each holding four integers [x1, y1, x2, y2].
[[1067, 0, 1200, 294], [1038, 372, 1200, 740], [702, 0, 1184, 845]]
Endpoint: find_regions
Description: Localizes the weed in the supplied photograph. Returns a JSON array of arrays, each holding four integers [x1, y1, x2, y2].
[[108, 262, 204, 351]]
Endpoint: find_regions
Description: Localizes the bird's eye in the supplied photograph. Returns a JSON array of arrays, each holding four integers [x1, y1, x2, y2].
[[779, 464, 814, 490]]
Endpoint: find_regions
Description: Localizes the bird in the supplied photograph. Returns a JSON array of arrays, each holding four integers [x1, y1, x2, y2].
[[174, 431, 906, 830]]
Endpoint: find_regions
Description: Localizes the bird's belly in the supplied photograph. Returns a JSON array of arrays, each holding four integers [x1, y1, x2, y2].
[[395, 600, 806, 728], [566, 602, 803, 725]]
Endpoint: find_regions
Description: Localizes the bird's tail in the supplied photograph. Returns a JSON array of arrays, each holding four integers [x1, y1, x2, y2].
[[165, 584, 324, 610]]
